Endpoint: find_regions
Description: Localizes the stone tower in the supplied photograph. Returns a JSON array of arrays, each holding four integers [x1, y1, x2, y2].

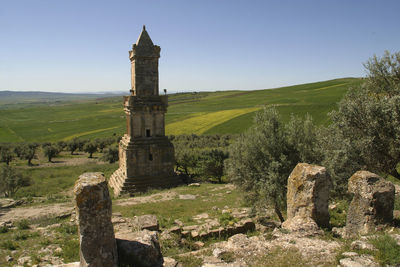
[[109, 26, 179, 196]]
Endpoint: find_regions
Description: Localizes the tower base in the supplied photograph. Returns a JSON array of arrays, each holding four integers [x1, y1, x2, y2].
[[109, 168, 181, 196], [108, 135, 182, 196]]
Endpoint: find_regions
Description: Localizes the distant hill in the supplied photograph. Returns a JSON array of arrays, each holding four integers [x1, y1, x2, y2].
[[0, 78, 362, 143], [0, 90, 125, 108]]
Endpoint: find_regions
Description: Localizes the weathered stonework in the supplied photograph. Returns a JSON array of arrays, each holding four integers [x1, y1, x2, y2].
[[74, 172, 118, 266], [282, 163, 332, 232], [345, 171, 395, 237], [109, 26, 180, 196]]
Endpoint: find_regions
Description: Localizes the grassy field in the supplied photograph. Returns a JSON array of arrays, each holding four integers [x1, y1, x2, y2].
[[0, 78, 362, 143]]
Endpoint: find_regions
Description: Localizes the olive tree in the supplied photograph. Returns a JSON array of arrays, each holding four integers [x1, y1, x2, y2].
[[102, 146, 119, 163], [198, 149, 229, 183], [322, 51, 400, 193], [0, 165, 31, 197], [226, 107, 320, 222], [42, 143, 60, 162], [0, 144, 14, 165]]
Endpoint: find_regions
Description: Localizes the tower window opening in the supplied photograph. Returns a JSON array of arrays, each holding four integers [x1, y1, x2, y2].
[[146, 129, 151, 137], [149, 153, 153, 161]]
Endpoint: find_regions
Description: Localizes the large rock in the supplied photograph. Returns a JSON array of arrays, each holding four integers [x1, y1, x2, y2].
[[116, 230, 163, 267], [282, 163, 332, 231], [345, 171, 395, 237], [74, 172, 118, 267]]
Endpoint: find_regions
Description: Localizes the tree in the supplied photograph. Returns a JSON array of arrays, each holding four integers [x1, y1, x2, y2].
[[102, 146, 119, 163], [56, 141, 67, 151], [83, 141, 97, 158], [42, 143, 60, 162], [0, 165, 31, 197], [226, 107, 320, 222], [322, 51, 400, 192], [67, 139, 79, 155], [95, 138, 107, 153], [198, 149, 229, 183], [20, 143, 38, 166], [0, 144, 14, 165], [174, 145, 198, 177]]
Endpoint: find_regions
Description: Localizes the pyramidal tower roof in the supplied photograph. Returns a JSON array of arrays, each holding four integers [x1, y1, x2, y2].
[[136, 25, 154, 47]]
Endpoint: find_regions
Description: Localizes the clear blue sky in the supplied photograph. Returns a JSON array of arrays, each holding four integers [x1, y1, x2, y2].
[[1, 0, 399, 93]]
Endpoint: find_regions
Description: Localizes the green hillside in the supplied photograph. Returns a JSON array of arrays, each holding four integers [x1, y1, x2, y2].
[[0, 78, 362, 143]]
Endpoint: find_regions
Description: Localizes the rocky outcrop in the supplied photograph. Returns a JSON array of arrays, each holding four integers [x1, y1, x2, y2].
[[345, 171, 395, 237], [74, 172, 118, 267], [282, 163, 332, 232], [116, 230, 163, 267]]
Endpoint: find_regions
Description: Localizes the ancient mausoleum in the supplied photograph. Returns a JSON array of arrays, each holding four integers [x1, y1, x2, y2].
[[109, 26, 180, 196]]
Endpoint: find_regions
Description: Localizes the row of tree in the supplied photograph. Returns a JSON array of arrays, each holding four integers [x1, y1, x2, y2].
[[0, 136, 120, 165]]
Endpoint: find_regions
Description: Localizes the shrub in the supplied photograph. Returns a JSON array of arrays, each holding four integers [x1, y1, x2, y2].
[[0, 165, 31, 197], [1, 240, 18, 250], [16, 219, 30, 230]]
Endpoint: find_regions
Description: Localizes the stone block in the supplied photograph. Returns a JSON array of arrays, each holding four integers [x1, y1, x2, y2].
[[74, 172, 118, 267], [345, 171, 395, 237], [116, 230, 163, 267], [282, 163, 332, 231]]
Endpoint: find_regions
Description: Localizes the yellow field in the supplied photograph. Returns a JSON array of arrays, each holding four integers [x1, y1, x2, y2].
[[166, 107, 261, 135]]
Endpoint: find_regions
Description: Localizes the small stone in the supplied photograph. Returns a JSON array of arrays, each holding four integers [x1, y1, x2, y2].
[[163, 257, 178, 267], [174, 219, 184, 227], [133, 214, 159, 231], [5, 255, 13, 262], [18, 256, 31, 265], [212, 248, 224, 258], [342, 252, 359, 257], [179, 194, 196, 200], [351, 240, 375, 251], [55, 247, 63, 253], [188, 183, 200, 187], [191, 231, 199, 238], [193, 213, 209, 221], [168, 226, 181, 234], [193, 241, 204, 250], [339, 255, 378, 267]]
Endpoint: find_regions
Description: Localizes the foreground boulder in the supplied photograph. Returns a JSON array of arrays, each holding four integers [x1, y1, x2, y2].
[[74, 172, 118, 267], [282, 163, 332, 232], [116, 230, 163, 267], [346, 171, 395, 237]]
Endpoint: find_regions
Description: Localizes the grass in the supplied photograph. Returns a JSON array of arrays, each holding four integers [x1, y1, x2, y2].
[[14, 162, 118, 199], [370, 234, 400, 266], [0, 218, 79, 266], [251, 247, 310, 267], [113, 184, 244, 229], [0, 78, 362, 142], [329, 199, 350, 228]]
